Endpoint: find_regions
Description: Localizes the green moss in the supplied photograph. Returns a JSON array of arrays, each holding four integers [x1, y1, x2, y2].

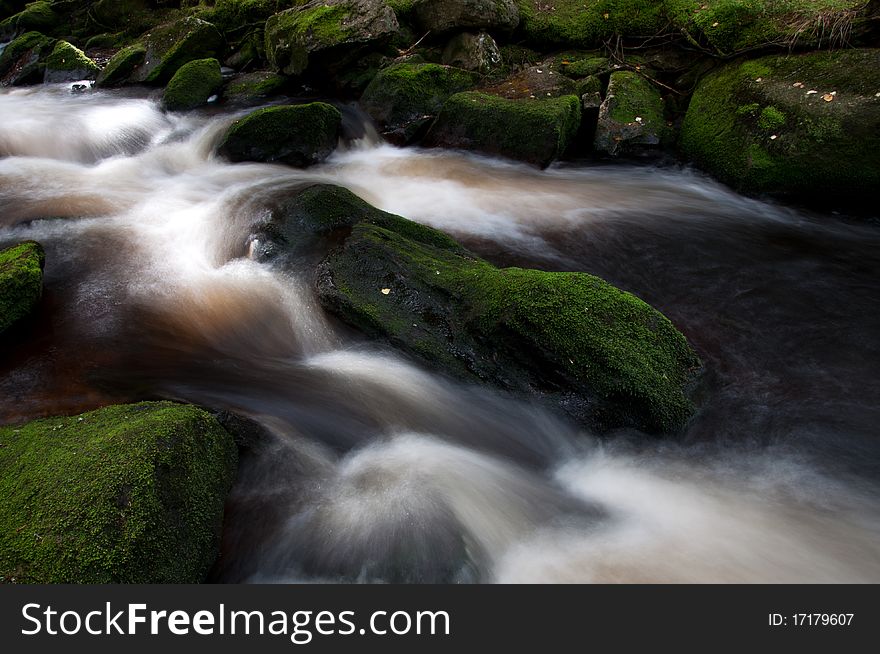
[[198, 0, 304, 34], [0, 1, 58, 37], [0, 30, 54, 78], [428, 91, 582, 167], [680, 49, 880, 202], [318, 212, 700, 432], [0, 241, 44, 335], [265, 3, 351, 75], [361, 62, 477, 143], [163, 57, 223, 111], [43, 40, 99, 81], [132, 16, 224, 85], [224, 70, 287, 100], [564, 56, 610, 79], [0, 402, 237, 583], [95, 43, 146, 87], [218, 102, 342, 166], [84, 33, 125, 50], [607, 71, 664, 125]]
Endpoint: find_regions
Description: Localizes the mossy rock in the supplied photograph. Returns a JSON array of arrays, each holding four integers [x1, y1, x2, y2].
[[441, 31, 503, 74], [0, 1, 58, 40], [217, 102, 342, 167], [411, 0, 520, 33], [264, 0, 399, 76], [0, 30, 54, 84], [595, 70, 669, 155], [311, 187, 700, 432], [426, 91, 582, 167], [89, 0, 158, 37], [95, 43, 146, 87], [162, 57, 223, 111], [197, 0, 301, 36], [0, 402, 238, 583], [0, 241, 44, 336], [680, 49, 880, 203], [224, 70, 288, 102], [42, 40, 100, 83], [128, 16, 224, 85], [360, 62, 478, 144]]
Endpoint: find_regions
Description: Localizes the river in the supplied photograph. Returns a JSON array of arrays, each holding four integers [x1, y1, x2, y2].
[[1, 83, 879, 583]]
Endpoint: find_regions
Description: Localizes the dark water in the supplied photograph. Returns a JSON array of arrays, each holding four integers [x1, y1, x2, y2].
[[1, 83, 879, 582]]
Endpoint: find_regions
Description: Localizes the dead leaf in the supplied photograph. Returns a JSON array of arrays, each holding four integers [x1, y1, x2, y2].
[[822, 93, 834, 102], [381, 288, 391, 295]]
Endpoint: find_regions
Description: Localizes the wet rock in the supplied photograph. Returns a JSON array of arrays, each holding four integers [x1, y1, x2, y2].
[[441, 31, 502, 74], [411, 0, 519, 33], [0, 31, 54, 86], [0, 1, 58, 40], [426, 91, 581, 167], [265, 0, 399, 76], [594, 71, 668, 156], [680, 49, 880, 204], [95, 44, 146, 87], [480, 64, 579, 100], [0, 402, 237, 583], [360, 62, 477, 144], [42, 41, 100, 83], [0, 241, 44, 335], [162, 57, 223, 111], [223, 70, 288, 103], [217, 102, 342, 167]]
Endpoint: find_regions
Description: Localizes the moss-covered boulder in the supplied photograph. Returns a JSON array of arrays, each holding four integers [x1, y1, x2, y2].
[[124, 16, 224, 85], [265, 0, 399, 76], [95, 43, 147, 87], [0, 241, 44, 336], [680, 49, 880, 203], [218, 102, 342, 167], [0, 1, 58, 40], [426, 91, 581, 167], [42, 40, 100, 83], [595, 70, 669, 156], [0, 30, 54, 85], [360, 62, 478, 144], [412, 0, 520, 33], [162, 57, 223, 111], [310, 186, 700, 432], [441, 31, 502, 74], [224, 70, 288, 103], [0, 402, 238, 583]]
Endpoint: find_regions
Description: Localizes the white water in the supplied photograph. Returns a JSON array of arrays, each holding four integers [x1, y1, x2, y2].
[[1, 85, 879, 583]]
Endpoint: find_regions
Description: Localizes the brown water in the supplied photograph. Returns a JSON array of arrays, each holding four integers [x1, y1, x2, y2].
[[1, 83, 879, 583]]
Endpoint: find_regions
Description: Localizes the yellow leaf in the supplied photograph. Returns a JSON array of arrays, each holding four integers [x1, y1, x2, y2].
[[381, 288, 391, 295]]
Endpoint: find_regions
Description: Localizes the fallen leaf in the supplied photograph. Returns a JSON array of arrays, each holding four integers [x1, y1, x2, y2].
[[635, 116, 643, 123], [381, 288, 391, 295], [822, 93, 834, 102], [711, 21, 719, 27], [793, 82, 804, 88], [755, 77, 763, 82], [770, 135, 778, 140], [806, 89, 818, 95]]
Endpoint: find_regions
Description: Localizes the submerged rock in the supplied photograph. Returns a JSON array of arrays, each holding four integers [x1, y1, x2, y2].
[[217, 102, 342, 167], [360, 62, 477, 144], [0, 241, 44, 335], [0, 402, 237, 583], [42, 41, 100, 83], [265, 0, 399, 76], [0, 30, 54, 85], [162, 57, 223, 111], [412, 0, 519, 33], [303, 185, 699, 432], [680, 49, 880, 203], [426, 91, 581, 167], [595, 71, 668, 156]]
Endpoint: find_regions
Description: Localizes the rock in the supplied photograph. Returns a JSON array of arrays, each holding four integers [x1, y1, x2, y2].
[[411, 0, 519, 33], [580, 75, 602, 109], [0, 402, 237, 583], [217, 103, 342, 167], [89, 0, 153, 35], [162, 57, 223, 111], [0, 30, 54, 86], [0, 1, 58, 40], [312, 188, 700, 432], [680, 49, 880, 203], [42, 41, 100, 83], [223, 70, 288, 103], [360, 62, 477, 144], [561, 55, 609, 79], [0, 241, 44, 335], [95, 44, 146, 87], [124, 16, 224, 85], [264, 0, 399, 76], [594, 71, 668, 156], [426, 91, 581, 167], [441, 31, 502, 74], [480, 64, 579, 100]]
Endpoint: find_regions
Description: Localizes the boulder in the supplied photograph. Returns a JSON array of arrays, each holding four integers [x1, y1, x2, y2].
[[594, 70, 668, 156], [162, 57, 223, 111], [0, 30, 54, 86], [0, 241, 44, 335], [426, 91, 581, 167], [264, 0, 399, 76], [310, 187, 700, 432], [0, 402, 237, 583], [42, 41, 100, 83], [95, 44, 146, 87], [680, 49, 880, 203], [121, 16, 224, 85], [480, 64, 579, 100], [441, 31, 502, 74], [0, 1, 58, 40], [411, 0, 519, 33], [360, 62, 477, 144], [223, 70, 288, 103], [217, 102, 342, 167]]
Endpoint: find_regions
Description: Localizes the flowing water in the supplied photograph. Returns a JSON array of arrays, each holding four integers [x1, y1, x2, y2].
[[1, 83, 879, 583]]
